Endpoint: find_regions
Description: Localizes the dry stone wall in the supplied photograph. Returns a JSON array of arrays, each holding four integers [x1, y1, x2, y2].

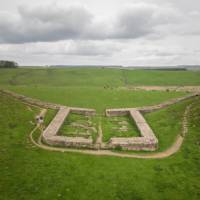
[[44, 136, 93, 148], [0, 89, 96, 115], [138, 93, 199, 113], [106, 93, 199, 116], [0, 89, 61, 109]]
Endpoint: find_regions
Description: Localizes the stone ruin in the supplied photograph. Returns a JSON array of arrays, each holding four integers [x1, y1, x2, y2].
[[42, 107, 96, 149], [41, 93, 199, 151], [42, 106, 158, 151], [1, 88, 199, 151], [106, 108, 158, 151]]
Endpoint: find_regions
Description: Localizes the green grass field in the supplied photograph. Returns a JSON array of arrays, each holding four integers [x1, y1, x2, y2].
[[0, 67, 200, 200], [3, 86, 188, 113], [0, 68, 200, 87], [1, 90, 200, 200], [0, 67, 198, 113]]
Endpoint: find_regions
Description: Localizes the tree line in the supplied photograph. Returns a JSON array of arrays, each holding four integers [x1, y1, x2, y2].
[[0, 60, 18, 68]]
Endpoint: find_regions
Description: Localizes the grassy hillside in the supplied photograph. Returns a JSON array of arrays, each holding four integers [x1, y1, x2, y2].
[[0, 91, 200, 200], [144, 98, 194, 152], [3, 86, 186, 112], [1, 67, 200, 199], [1, 67, 198, 112]]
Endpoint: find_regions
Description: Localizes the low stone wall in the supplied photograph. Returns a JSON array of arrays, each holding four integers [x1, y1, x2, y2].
[[0, 89, 61, 109], [106, 93, 199, 116], [109, 137, 158, 151], [42, 107, 70, 138], [44, 136, 93, 148], [106, 108, 129, 116], [69, 107, 96, 116], [138, 93, 199, 113], [42, 107, 94, 148], [0, 89, 96, 115], [107, 108, 158, 151]]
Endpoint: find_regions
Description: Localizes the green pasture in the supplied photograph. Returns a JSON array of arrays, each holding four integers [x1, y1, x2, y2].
[[0, 67, 200, 87], [0, 90, 200, 200], [1, 67, 200, 200]]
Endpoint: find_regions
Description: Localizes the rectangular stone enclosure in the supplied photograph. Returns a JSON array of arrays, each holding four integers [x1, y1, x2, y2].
[[42, 106, 158, 151], [42, 107, 95, 148], [106, 108, 158, 151]]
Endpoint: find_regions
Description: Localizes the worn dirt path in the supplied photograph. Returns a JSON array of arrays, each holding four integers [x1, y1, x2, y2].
[[120, 86, 200, 93], [29, 105, 191, 159]]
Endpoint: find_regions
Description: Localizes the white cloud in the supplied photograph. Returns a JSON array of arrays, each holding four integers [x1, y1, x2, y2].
[[0, 4, 93, 43], [112, 3, 181, 39], [0, 2, 185, 43], [0, 0, 200, 65], [0, 40, 122, 56]]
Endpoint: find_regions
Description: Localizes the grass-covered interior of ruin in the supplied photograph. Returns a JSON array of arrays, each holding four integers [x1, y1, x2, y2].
[[58, 112, 141, 144], [102, 115, 140, 142], [59, 113, 99, 142]]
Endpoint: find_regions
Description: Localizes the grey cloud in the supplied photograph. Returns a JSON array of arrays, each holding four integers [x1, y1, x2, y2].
[[65, 41, 120, 56], [0, 5, 92, 43], [0, 3, 187, 44], [0, 40, 121, 56], [113, 3, 181, 39]]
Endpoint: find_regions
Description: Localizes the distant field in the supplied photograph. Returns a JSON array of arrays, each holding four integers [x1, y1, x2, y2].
[[0, 67, 200, 87], [0, 68, 198, 112]]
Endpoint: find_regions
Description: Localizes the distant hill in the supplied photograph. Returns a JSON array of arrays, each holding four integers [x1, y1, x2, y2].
[[49, 65, 122, 68], [126, 65, 200, 71], [177, 65, 200, 70], [49, 64, 200, 71]]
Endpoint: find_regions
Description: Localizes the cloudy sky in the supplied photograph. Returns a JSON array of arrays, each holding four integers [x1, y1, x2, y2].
[[0, 0, 200, 66]]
